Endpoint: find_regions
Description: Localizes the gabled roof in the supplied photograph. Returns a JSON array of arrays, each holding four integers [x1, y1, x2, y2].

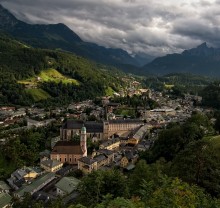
[[85, 121, 103, 133], [63, 120, 103, 133], [78, 157, 97, 165], [55, 177, 80, 194], [100, 138, 120, 147], [94, 154, 107, 162], [51, 141, 83, 155], [65, 120, 83, 129], [41, 159, 63, 168], [14, 173, 55, 197]]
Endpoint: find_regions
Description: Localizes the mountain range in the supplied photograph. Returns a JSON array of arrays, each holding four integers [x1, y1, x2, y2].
[[0, 4, 151, 69], [142, 42, 220, 77], [1, 4, 220, 77]]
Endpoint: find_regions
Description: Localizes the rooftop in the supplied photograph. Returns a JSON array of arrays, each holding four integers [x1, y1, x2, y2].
[[41, 159, 63, 168], [55, 177, 80, 194], [14, 173, 55, 197], [0, 193, 12, 208], [94, 154, 107, 162], [64, 120, 103, 133], [51, 141, 83, 155], [108, 119, 144, 124], [100, 138, 120, 147], [78, 157, 97, 165], [97, 149, 114, 156]]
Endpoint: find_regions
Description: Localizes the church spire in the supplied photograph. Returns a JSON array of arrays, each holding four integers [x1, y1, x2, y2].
[[80, 125, 87, 157]]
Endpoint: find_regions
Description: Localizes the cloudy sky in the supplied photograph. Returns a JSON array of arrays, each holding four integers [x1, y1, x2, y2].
[[0, 0, 220, 56]]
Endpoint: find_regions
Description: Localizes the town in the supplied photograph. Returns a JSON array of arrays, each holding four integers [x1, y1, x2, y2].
[[0, 85, 207, 207]]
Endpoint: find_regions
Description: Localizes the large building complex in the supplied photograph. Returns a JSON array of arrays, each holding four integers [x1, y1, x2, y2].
[[60, 119, 144, 141]]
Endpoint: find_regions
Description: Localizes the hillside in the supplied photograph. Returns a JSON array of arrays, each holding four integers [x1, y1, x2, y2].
[[142, 43, 220, 77], [0, 35, 126, 106], [18, 68, 79, 86], [144, 73, 213, 94], [0, 4, 147, 70], [25, 89, 51, 102]]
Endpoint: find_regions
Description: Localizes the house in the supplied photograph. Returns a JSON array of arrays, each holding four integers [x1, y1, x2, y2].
[[0, 193, 12, 208], [77, 157, 97, 174], [14, 173, 56, 198], [0, 181, 10, 193], [55, 177, 80, 196], [40, 159, 63, 172], [96, 149, 114, 164], [120, 151, 138, 168], [78, 149, 114, 174], [7, 167, 41, 190]]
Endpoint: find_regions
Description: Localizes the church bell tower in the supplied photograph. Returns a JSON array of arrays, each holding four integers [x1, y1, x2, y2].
[[80, 126, 87, 157]]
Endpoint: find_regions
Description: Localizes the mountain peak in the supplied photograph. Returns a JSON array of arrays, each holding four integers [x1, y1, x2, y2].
[[181, 42, 215, 57], [0, 4, 19, 28], [197, 42, 208, 49]]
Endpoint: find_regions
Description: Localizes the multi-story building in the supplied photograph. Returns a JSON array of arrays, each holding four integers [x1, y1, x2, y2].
[[78, 149, 114, 174], [60, 119, 144, 141]]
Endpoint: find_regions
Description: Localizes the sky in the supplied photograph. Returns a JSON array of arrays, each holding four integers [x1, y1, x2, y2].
[[0, 0, 220, 57]]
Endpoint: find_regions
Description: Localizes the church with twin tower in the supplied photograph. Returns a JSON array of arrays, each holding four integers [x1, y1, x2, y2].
[[50, 126, 87, 165]]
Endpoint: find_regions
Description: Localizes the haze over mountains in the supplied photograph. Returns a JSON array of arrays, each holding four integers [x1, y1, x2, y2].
[[142, 42, 220, 77], [0, 4, 151, 69], [1, 4, 220, 77]]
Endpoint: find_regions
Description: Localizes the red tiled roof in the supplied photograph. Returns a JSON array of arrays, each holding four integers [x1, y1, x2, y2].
[[51, 141, 83, 154]]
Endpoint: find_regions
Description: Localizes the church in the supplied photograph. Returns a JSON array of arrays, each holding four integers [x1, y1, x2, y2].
[[60, 119, 144, 141], [50, 126, 87, 165]]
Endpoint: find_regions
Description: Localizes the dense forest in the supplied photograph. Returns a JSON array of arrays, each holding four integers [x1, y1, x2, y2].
[[144, 73, 214, 94], [200, 82, 220, 109], [0, 35, 126, 107]]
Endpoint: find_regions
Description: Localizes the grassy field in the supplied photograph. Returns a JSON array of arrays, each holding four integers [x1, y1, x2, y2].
[[25, 88, 51, 102], [18, 68, 79, 85], [164, 84, 175, 89], [105, 86, 115, 96], [39, 68, 79, 84]]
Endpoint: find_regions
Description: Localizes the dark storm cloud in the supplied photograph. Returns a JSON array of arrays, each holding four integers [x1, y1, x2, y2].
[[0, 0, 219, 56]]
